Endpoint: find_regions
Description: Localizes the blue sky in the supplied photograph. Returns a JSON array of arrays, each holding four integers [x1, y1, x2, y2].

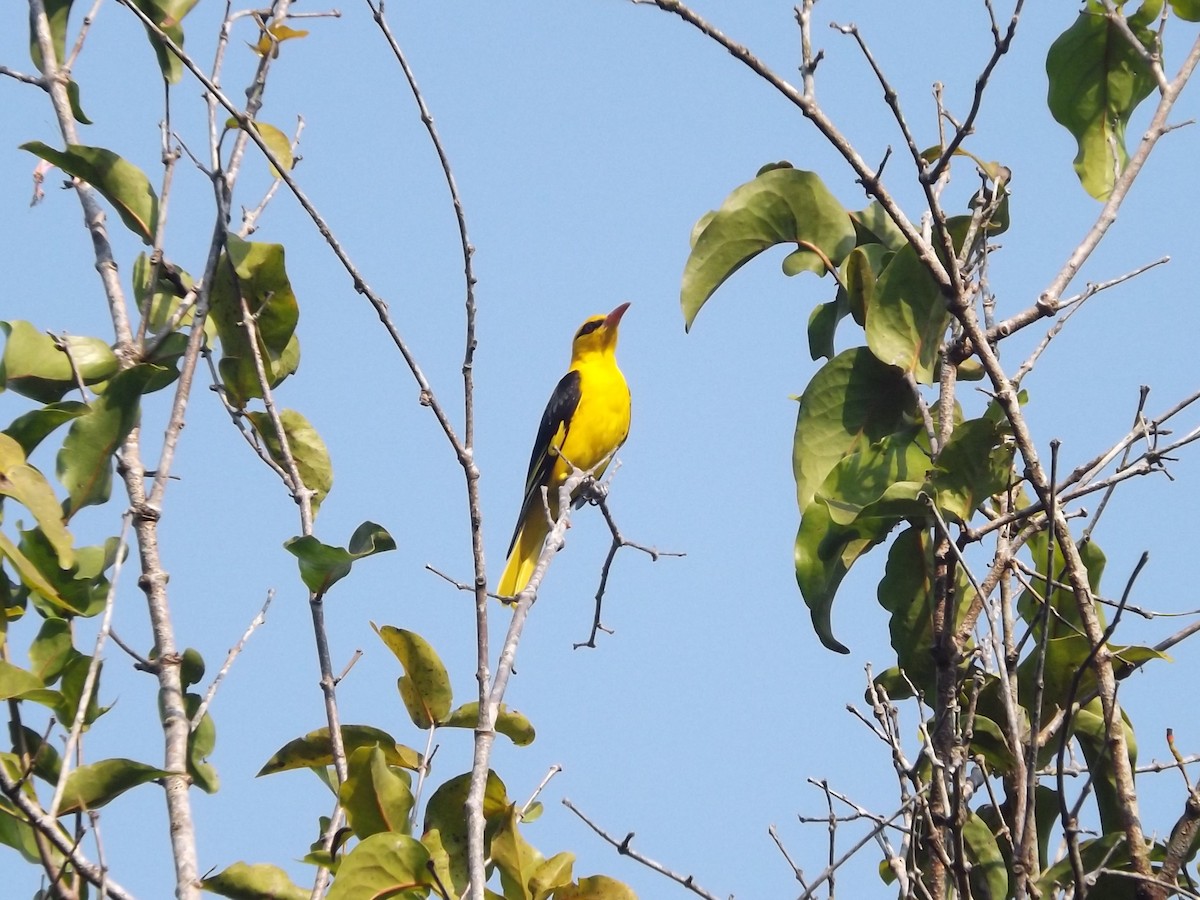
[[3, 2, 1200, 897]]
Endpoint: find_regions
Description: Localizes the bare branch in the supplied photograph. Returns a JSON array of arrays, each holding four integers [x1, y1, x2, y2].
[[562, 798, 725, 900], [0, 65, 46, 87], [189, 589, 276, 729], [926, 1, 1024, 182], [575, 478, 684, 649]]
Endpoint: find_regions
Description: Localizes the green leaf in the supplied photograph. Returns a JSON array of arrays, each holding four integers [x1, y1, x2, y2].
[[258, 725, 421, 776], [850, 201, 908, 251], [795, 501, 891, 655], [807, 245, 890, 362], [339, 745, 414, 839], [1046, 4, 1157, 200], [843, 244, 888, 327], [806, 299, 843, 363], [284, 523, 396, 596], [3, 401, 88, 456], [0, 660, 44, 699], [8, 725, 62, 784], [57, 365, 160, 519], [200, 861, 310, 900], [928, 417, 1014, 522], [180, 647, 206, 690], [681, 167, 855, 330], [0, 320, 118, 403], [0, 432, 73, 568], [57, 758, 170, 815], [441, 702, 536, 746], [552, 876, 638, 900], [796, 423, 941, 657], [963, 812, 1008, 900], [969, 713, 1017, 776], [866, 242, 948, 384], [184, 692, 219, 793], [876, 526, 937, 690], [1037, 831, 1140, 898], [225, 118, 294, 176], [65, 78, 91, 125], [1018, 536, 1107, 635], [422, 771, 510, 899], [373, 625, 452, 729], [209, 235, 300, 406], [246, 410, 333, 515], [20, 143, 160, 243], [793, 348, 917, 514], [55, 652, 107, 727], [29, 617, 74, 683], [128, 0, 200, 84], [816, 427, 929, 527], [19, 531, 120, 619], [0, 804, 45, 865], [1172, 0, 1200, 20], [325, 832, 432, 900], [0, 530, 69, 610], [29, 0, 73, 72]]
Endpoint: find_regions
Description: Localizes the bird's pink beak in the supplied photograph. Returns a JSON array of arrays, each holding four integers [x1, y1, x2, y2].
[[605, 302, 631, 329]]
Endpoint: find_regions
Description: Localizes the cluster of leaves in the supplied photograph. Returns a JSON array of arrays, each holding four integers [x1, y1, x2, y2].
[[202, 626, 630, 900], [683, 162, 1013, 655], [4, 3, 646, 899], [675, 2, 1200, 894]]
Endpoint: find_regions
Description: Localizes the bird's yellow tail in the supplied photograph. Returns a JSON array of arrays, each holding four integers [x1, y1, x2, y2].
[[497, 511, 551, 598]]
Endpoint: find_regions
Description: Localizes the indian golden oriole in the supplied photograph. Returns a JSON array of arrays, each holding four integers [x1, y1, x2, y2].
[[497, 303, 632, 598]]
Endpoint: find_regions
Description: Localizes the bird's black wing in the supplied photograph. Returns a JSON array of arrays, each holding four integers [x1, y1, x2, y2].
[[506, 369, 581, 556]]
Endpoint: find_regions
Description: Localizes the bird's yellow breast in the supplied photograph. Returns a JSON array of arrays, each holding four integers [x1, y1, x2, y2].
[[554, 358, 630, 478]]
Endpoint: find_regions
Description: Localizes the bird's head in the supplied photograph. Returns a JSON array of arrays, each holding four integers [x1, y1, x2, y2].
[[570, 302, 630, 361]]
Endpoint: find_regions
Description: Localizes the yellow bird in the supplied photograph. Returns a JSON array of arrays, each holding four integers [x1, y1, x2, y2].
[[497, 303, 632, 598]]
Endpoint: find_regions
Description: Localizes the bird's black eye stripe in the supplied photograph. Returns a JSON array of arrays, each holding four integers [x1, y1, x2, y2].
[[575, 320, 602, 339]]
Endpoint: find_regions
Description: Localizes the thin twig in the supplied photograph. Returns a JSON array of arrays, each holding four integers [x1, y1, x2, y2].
[[189, 589, 275, 729], [768, 824, 809, 890], [575, 482, 684, 648], [520, 764, 563, 817], [1013, 257, 1169, 384], [0, 65, 46, 87], [562, 799, 724, 900]]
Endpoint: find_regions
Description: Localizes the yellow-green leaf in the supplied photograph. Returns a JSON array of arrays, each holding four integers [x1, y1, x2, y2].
[[201, 861, 309, 900], [373, 625, 452, 729], [246, 409, 333, 514], [225, 118, 294, 176]]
